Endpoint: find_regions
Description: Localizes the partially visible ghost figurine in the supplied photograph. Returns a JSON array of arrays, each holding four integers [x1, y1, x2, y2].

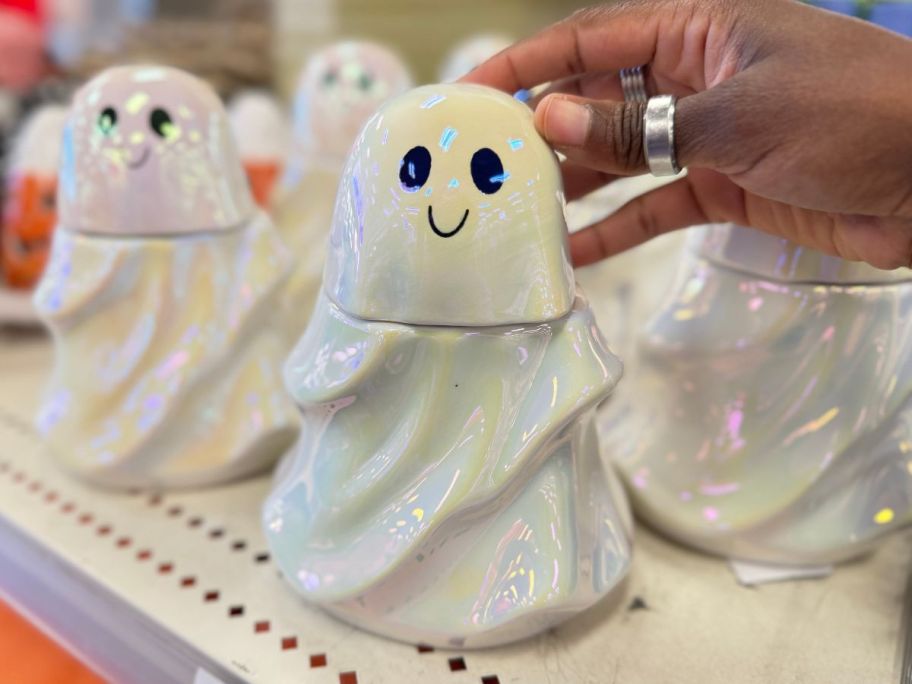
[[273, 41, 413, 338], [601, 224, 912, 565], [438, 34, 513, 82], [227, 89, 290, 208], [264, 84, 632, 649], [34, 65, 299, 490], [1, 104, 67, 289]]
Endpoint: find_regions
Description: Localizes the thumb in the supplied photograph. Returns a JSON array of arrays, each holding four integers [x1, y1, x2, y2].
[[534, 92, 714, 175]]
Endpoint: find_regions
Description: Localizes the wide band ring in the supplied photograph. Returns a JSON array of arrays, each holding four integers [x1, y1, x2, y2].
[[643, 94, 680, 177], [619, 66, 648, 103]]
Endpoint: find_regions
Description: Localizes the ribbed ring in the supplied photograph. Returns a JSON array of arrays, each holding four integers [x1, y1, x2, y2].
[[619, 66, 648, 103]]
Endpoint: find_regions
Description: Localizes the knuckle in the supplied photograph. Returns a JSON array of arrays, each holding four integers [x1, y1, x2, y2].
[[587, 103, 645, 172]]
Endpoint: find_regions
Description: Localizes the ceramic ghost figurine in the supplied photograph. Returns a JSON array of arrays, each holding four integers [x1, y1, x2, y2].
[[33, 65, 299, 489], [438, 34, 513, 82], [601, 224, 912, 565], [272, 41, 413, 338], [1, 104, 67, 289], [227, 89, 290, 208], [263, 84, 632, 649]]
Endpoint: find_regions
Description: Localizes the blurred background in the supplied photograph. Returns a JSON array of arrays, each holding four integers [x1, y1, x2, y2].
[[0, 0, 909, 101]]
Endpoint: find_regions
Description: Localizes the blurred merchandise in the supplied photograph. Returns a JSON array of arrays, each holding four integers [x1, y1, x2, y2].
[[437, 33, 512, 82], [1, 103, 66, 289], [273, 40, 412, 338], [228, 89, 290, 208]]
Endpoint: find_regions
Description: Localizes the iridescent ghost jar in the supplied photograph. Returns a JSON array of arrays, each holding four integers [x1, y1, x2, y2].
[[263, 84, 632, 649], [272, 41, 413, 338], [34, 65, 299, 489], [601, 224, 912, 565]]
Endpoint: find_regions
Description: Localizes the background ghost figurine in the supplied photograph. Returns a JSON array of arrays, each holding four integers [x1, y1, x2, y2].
[[34, 65, 299, 490], [264, 84, 632, 649], [600, 224, 912, 565], [272, 41, 413, 339], [1, 104, 67, 290], [438, 34, 513, 82], [227, 89, 290, 209]]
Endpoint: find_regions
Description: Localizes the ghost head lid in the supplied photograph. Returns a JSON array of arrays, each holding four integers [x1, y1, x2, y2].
[[59, 65, 254, 236], [324, 84, 574, 326], [292, 41, 413, 162]]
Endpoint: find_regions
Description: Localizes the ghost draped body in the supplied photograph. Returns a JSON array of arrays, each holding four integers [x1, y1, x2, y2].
[[34, 213, 300, 488], [264, 292, 631, 647]]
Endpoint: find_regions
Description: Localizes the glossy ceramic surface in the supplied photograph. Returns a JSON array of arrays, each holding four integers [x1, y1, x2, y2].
[[264, 84, 631, 648], [228, 90, 290, 208], [273, 41, 413, 339], [1, 104, 68, 289], [438, 34, 513, 82], [601, 224, 912, 565], [34, 66, 298, 489], [59, 65, 254, 236], [325, 84, 574, 326], [265, 294, 630, 648]]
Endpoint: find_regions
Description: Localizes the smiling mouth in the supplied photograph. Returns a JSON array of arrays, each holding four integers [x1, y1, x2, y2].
[[127, 147, 150, 170], [427, 205, 469, 238]]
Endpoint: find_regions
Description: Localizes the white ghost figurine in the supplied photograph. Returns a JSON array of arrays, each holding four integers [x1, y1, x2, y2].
[[227, 89, 290, 208], [438, 34, 513, 82], [601, 224, 912, 565], [272, 41, 413, 338], [263, 84, 632, 648], [33, 65, 300, 489]]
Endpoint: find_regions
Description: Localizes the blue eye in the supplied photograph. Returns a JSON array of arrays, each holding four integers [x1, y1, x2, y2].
[[470, 148, 505, 194], [399, 145, 431, 192]]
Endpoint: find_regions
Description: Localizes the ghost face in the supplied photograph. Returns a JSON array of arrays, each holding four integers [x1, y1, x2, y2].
[[324, 84, 574, 326], [293, 42, 413, 161], [59, 65, 254, 236]]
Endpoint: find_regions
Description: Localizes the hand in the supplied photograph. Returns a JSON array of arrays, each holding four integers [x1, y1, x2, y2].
[[462, 0, 912, 270]]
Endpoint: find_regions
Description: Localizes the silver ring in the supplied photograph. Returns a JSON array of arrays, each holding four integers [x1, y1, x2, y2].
[[619, 66, 648, 103], [643, 94, 680, 176]]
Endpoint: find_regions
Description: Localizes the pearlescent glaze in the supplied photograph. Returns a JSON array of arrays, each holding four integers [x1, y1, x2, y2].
[[264, 84, 631, 648], [59, 65, 254, 236], [601, 223, 912, 565], [34, 66, 299, 489], [273, 41, 413, 339], [265, 294, 629, 648], [324, 84, 575, 326], [35, 214, 300, 489], [438, 34, 513, 82]]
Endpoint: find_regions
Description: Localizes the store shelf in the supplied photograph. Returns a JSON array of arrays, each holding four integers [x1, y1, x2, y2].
[[1, 329, 910, 684]]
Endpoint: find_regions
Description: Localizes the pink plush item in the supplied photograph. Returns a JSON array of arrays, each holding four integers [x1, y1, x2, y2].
[[0, 7, 45, 93]]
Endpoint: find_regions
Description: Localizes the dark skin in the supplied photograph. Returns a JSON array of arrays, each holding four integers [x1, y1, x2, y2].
[[461, 0, 912, 270]]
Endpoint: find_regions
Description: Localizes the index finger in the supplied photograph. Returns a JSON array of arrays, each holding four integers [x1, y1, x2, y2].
[[460, 4, 661, 93]]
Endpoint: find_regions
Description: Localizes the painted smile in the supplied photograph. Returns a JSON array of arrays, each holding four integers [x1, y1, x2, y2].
[[427, 205, 469, 238], [127, 147, 151, 170]]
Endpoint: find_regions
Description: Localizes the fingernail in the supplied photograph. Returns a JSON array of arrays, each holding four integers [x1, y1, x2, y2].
[[544, 99, 589, 147]]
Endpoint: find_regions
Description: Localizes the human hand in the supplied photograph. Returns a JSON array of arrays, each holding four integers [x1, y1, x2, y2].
[[462, 0, 912, 269]]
